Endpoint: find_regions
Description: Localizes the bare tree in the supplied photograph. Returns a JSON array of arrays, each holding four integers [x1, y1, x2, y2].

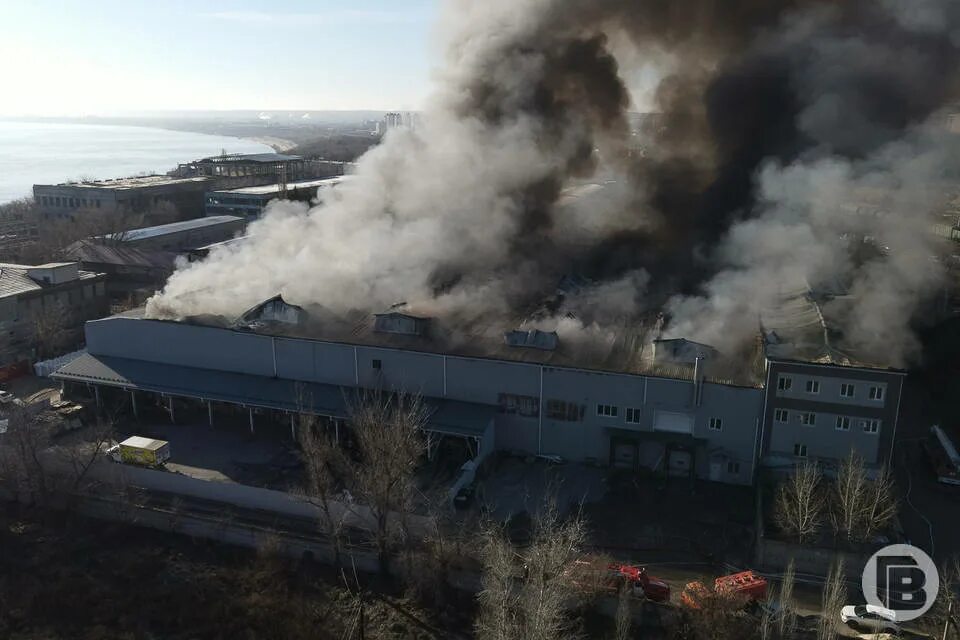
[[32, 299, 75, 361], [345, 389, 429, 574], [833, 451, 869, 542], [475, 494, 591, 640], [774, 461, 825, 544], [64, 413, 116, 493], [615, 581, 632, 640], [816, 560, 846, 640], [0, 404, 52, 504], [522, 497, 589, 640], [832, 452, 897, 542], [298, 412, 348, 567], [927, 557, 960, 639], [475, 520, 522, 640], [777, 559, 796, 638], [860, 464, 897, 541]]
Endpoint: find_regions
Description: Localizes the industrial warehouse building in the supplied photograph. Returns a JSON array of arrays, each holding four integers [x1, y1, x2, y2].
[[51, 292, 905, 486], [97, 215, 246, 253], [204, 176, 351, 218]]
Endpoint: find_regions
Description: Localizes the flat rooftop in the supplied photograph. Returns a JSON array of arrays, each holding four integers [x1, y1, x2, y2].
[[37, 175, 212, 190], [104, 215, 244, 243], [209, 176, 350, 196]]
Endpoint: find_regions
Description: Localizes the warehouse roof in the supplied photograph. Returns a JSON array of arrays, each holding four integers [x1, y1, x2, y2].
[[64, 240, 177, 270], [37, 176, 211, 190], [209, 176, 350, 196], [103, 215, 244, 243]]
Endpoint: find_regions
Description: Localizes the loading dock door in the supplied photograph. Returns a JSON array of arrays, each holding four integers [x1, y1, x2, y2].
[[612, 441, 637, 469], [653, 411, 694, 434]]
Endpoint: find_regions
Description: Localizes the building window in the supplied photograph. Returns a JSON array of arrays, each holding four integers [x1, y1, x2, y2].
[[498, 393, 539, 417], [372, 359, 381, 370], [869, 386, 884, 401], [596, 403, 618, 418], [774, 408, 789, 423], [778, 375, 793, 391], [836, 416, 851, 431], [805, 380, 820, 394], [727, 461, 740, 475], [863, 419, 881, 434], [794, 444, 808, 458], [546, 400, 585, 422], [800, 412, 816, 426], [625, 407, 641, 424], [840, 383, 855, 398], [708, 417, 722, 431]]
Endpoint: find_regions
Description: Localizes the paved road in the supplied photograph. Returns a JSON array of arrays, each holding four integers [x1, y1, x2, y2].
[[894, 383, 960, 564]]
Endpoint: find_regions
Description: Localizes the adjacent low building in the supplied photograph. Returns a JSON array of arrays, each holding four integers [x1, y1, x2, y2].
[[204, 177, 350, 218], [0, 262, 108, 377], [34, 175, 213, 219], [99, 215, 246, 253], [61, 240, 178, 302]]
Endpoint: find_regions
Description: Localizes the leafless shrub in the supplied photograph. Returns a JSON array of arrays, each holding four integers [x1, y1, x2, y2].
[[816, 560, 846, 640], [774, 461, 825, 544], [777, 559, 796, 638], [615, 580, 632, 640]]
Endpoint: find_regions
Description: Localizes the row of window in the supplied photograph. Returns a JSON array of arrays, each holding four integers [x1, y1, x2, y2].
[[40, 195, 103, 209], [500, 396, 728, 433], [773, 408, 880, 434], [777, 376, 884, 401]]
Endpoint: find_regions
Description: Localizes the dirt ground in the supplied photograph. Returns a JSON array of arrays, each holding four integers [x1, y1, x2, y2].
[[0, 506, 468, 640]]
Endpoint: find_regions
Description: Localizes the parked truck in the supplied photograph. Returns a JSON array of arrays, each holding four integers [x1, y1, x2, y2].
[[107, 436, 171, 467], [567, 557, 671, 603], [681, 570, 768, 609]]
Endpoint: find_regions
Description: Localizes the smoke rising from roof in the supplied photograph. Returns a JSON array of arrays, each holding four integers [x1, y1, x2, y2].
[[147, 0, 960, 367]]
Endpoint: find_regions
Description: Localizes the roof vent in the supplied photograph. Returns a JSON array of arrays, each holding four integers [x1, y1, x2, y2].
[[374, 312, 430, 336], [504, 329, 559, 351]]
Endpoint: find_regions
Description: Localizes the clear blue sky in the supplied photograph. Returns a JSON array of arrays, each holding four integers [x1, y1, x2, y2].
[[0, 0, 439, 115]]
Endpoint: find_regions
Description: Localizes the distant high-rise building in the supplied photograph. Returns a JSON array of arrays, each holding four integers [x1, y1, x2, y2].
[[383, 112, 404, 130]]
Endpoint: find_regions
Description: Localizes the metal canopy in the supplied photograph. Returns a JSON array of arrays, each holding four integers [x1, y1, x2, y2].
[[53, 353, 496, 439]]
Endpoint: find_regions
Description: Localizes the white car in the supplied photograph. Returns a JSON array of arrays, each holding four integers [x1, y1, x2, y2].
[[840, 604, 900, 634]]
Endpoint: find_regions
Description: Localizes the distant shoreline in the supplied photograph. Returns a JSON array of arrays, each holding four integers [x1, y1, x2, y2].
[[245, 135, 298, 152]]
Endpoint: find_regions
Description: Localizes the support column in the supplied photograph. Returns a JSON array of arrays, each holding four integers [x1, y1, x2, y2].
[[207, 401, 214, 427], [290, 413, 296, 441], [94, 385, 101, 408], [168, 395, 175, 423], [248, 407, 255, 435], [130, 390, 138, 419], [334, 420, 340, 445]]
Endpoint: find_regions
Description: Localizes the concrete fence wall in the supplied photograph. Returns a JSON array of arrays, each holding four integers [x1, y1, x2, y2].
[[84, 458, 432, 536]]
